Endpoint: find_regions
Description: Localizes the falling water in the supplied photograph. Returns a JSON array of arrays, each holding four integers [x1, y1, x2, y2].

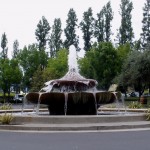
[[121, 94, 127, 114], [64, 92, 68, 115], [113, 92, 127, 115], [92, 92, 98, 115], [113, 92, 121, 112], [36, 93, 42, 115], [21, 94, 26, 114], [22, 94, 38, 115]]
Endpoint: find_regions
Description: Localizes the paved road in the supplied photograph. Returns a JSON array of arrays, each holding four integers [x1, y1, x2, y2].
[[0, 130, 150, 150]]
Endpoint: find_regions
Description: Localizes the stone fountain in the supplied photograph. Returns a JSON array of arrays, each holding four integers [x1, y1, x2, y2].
[[26, 45, 118, 115]]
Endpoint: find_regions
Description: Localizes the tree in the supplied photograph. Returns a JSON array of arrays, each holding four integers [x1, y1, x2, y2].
[[12, 40, 20, 58], [49, 18, 63, 57], [30, 67, 45, 92], [0, 58, 22, 100], [80, 7, 94, 51], [116, 43, 132, 72], [117, 0, 134, 45], [1, 32, 8, 59], [79, 42, 119, 89], [64, 8, 79, 50], [18, 44, 47, 90], [116, 50, 150, 96], [94, 6, 105, 42], [31, 49, 68, 91], [94, 1, 113, 43], [140, 0, 150, 50], [35, 16, 50, 51], [44, 48, 68, 80], [104, 1, 113, 42]]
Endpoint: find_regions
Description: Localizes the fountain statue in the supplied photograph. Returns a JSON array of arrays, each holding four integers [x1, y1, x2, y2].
[[26, 45, 118, 115]]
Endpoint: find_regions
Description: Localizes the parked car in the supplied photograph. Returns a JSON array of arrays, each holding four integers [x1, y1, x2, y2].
[[13, 94, 24, 103], [144, 93, 150, 97], [129, 92, 139, 97]]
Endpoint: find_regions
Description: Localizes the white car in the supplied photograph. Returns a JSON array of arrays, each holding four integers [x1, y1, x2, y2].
[[13, 94, 24, 102]]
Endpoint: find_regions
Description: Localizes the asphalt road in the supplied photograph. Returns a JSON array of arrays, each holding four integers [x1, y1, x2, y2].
[[0, 130, 150, 150]]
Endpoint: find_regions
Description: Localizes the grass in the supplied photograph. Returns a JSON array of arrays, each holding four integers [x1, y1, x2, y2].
[[0, 92, 15, 97]]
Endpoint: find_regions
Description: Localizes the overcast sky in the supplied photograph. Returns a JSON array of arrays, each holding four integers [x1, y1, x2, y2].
[[0, 0, 145, 57]]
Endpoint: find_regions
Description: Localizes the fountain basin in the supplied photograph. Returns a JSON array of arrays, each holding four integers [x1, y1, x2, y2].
[[26, 91, 117, 115]]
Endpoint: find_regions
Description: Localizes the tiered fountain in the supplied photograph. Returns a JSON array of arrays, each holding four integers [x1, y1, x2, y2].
[[26, 45, 118, 115]]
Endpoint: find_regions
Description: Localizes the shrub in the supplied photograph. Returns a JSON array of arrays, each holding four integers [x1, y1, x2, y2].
[[0, 113, 14, 124], [146, 109, 150, 121], [128, 102, 142, 109], [0, 103, 12, 110]]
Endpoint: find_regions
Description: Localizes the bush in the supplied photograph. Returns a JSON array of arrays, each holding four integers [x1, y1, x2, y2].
[[128, 102, 142, 109], [0, 103, 12, 110], [0, 113, 14, 124], [146, 109, 150, 121]]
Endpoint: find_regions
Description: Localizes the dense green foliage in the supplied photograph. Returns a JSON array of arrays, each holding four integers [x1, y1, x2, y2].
[[116, 50, 150, 95], [31, 49, 68, 91], [18, 44, 47, 89], [116, 43, 132, 72], [79, 42, 119, 90], [44, 49, 68, 79], [0, 58, 22, 97]]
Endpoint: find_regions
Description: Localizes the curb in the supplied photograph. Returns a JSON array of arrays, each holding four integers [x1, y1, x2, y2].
[[1, 121, 150, 132], [0, 113, 150, 132]]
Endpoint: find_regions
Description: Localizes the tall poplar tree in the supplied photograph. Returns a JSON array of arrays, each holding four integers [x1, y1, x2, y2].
[[35, 16, 50, 51], [117, 0, 134, 45], [64, 8, 79, 50], [94, 1, 113, 43], [80, 7, 94, 51], [1, 32, 8, 59], [49, 18, 63, 57], [35, 16, 50, 70], [104, 1, 113, 42], [12, 40, 19, 58], [140, 0, 150, 50], [94, 6, 105, 43]]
